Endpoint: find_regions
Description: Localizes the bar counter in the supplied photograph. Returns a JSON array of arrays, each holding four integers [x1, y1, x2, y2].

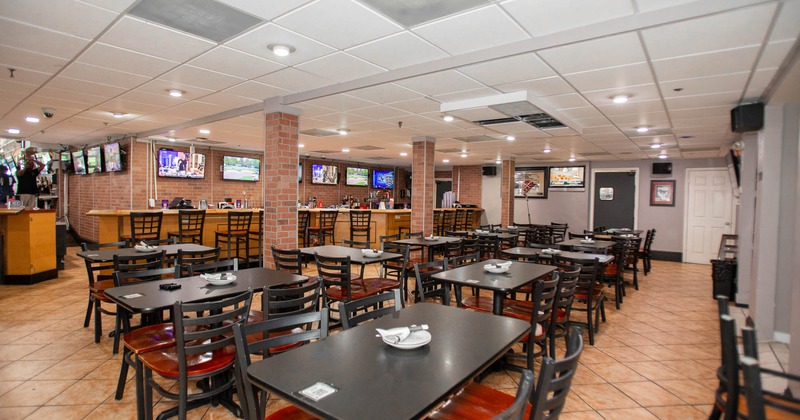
[[0, 208, 57, 284]]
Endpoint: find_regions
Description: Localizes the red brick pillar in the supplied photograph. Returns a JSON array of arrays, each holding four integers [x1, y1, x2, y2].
[[500, 159, 515, 226], [411, 136, 436, 235], [263, 109, 300, 268]]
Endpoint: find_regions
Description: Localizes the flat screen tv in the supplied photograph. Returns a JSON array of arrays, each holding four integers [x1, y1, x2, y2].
[[311, 164, 338, 185], [346, 167, 368, 186], [157, 149, 205, 179], [86, 146, 102, 174], [372, 169, 394, 189], [59, 151, 73, 173], [298, 163, 303, 183], [72, 150, 87, 175], [104, 142, 123, 172], [222, 156, 260, 181]]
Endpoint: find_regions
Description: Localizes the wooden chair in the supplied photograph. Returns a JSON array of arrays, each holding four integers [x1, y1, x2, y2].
[[380, 242, 411, 301], [463, 209, 477, 230], [740, 328, 800, 420], [140, 290, 253, 420], [80, 241, 128, 344], [441, 210, 455, 233], [308, 209, 338, 245], [453, 209, 466, 230], [433, 210, 444, 236], [215, 211, 253, 262], [550, 222, 568, 243], [503, 275, 559, 371], [248, 209, 264, 268], [232, 309, 329, 420], [427, 327, 584, 420], [476, 235, 499, 260], [638, 228, 656, 275], [413, 260, 448, 303], [404, 231, 426, 265], [174, 246, 220, 277], [339, 288, 402, 330], [553, 255, 606, 345], [442, 238, 462, 261], [124, 211, 163, 246], [186, 258, 238, 276], [297, 210, 310, 248], [167, 209, 206, 244], [349, 209, 371, 243]]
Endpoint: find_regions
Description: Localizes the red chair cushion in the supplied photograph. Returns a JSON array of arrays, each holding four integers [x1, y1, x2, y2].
[[427, 382, 531, 420], [266, 405, 318, 420], [461, 296, 493, 314], [138, 340, 236, 379], [123, 323, 178, 354]]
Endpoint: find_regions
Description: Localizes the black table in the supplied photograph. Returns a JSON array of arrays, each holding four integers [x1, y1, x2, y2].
[[603, 228, 643, 235], [105, 267, 307, 313], [559, 238, 616, 252], [431, 259, 555, 315], [452, 230, 518, 240], [247, 303, 530, 420], [392, 236, 461, 261], [77, 243, 214, 263], [299, 245, 402, 265], [502, 247, 615, 264]]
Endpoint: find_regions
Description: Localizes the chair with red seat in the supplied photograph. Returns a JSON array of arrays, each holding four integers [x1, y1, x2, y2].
[[412, 260, 448, 304], [140, 289, 253, 420], [80, 240, 128, 344], [339, 288, 402, 330], [554, 255, 606, 345], [379, 242, 411, 301], [427, 327, 584, 420], [504, 275, 558, 371]]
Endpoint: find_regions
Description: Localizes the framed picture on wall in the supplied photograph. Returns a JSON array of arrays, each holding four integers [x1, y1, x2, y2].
[[514, 167, 548, 199], [650, 180, 676, 206], [549, 166, 586, 190]]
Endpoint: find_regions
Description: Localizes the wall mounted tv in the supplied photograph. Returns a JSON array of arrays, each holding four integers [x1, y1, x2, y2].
[[311, 164, 338, 185], [372, 169, 394, 189], [104, 142, 123, 172], [60, 151, 73, 173], [71, 150, 87, 175], [222, 155, 260, 181], [298, 163, 303, 183], [86, 146, 103, 174], [345, 167, 368, 186], [157, 149, 205, 179]]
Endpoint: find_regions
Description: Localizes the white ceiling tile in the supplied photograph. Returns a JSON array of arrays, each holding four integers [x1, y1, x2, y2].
[[448, 107, 507, 122], [225, 23, 336, 66], [413, 5, 529, 56], [135, 79, 216, 101], [540, 93, 591, 110], [60, 62, 150, 89], [276, 0, 401, 50], [159, 66, 244, 92], [99, 98, 166, 116], [496, 76, 575, 97], [347, 32, 449, 70], [597, 99, 665, 117], [757, 39, 796, 70], [502, 0, 634, 37], [582, 126, 622, 135], [189, 47, 285, 80], [348, 105, 412, 120], [564, 62, 655, 92], [1, 0, 117, 39], [195, 92, 260, 109], [100, 17, 215, 62], [434, 88, 501, 103], [395, 70, 485, 96], [744, 68, 778, 100], [607, 111, 670, 126], [539, 33, 646, 74], [347, 119, 397, 131], [634, 0, 697, 14], [256, 68, 335, 94], [35, 86, 109, 106], [583, 84, 661, 107], [305, 94, 376, 112], [769, 0, 800, 41], [458, 53, 556, 86], [556, 107, 605, 120], [216, 0, 312, 20], [0, 79, 38, 96], [117, 90, 188, 109], [46, 76, 127, 98], [346, 83, 423, 104], [0, 45, 69, 76], [0, 66, 51, 86], [295, 52, 385, 83], [660, 72, 749, 98], [573, 116, 616, 128], [669, 106, 730, 119], [665, 91, 742, 111], [642, 4, 776, 59], [0, 17, 90, 60], [385, 98, 442, 114], [79, 0, 137, 13], [652, 46, 760, 81], [222, 81, 293, 101], [79, 43, 179, 78]]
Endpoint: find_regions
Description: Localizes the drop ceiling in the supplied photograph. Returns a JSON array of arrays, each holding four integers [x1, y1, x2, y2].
[[1, 0, 799, 168]]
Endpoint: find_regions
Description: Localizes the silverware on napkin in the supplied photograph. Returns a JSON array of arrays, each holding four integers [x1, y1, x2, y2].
[[375, 324, 429, 344]]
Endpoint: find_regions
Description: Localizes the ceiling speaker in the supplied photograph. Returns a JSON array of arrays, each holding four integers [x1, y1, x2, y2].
[[652, 162, 672, 175], [482, 166, 497, 176], [731, 103, 764, 133]]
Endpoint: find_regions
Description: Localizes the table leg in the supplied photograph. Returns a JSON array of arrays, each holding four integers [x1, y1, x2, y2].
[[442, 284, 451, 306], [492, 291, 504, 315]]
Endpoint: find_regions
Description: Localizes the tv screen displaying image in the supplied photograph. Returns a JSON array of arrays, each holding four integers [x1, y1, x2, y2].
[[60, 151, 73, 173], [372, 169, 394, 189], [86, 146, 102, 174], [72, 150, 86, 175], [346, 167, 368, 186], [104, 142, 123, 172], [222, 156, 260, 181], [157, 149, 205, 179], [298, 163, 303, 183], [311, 164, 337, 185]]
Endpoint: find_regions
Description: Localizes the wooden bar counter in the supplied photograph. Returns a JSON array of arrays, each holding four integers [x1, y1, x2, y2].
[[0, 208, 57, 284]]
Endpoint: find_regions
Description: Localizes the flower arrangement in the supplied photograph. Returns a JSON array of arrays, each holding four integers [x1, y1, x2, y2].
[[521, 179, 536, 197]]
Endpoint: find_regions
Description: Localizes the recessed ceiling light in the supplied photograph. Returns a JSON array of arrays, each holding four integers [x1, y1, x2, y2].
[[650, 143, 662, 149], [167, 89, 185, 97], [636, 126, 649, 133], [443, 159, 450, 163], [7, 128, 20, 134], [341, 148, 350, 153], [199, 129, 210, 134], [543, 148, 551, 153], [112, 112, 125, 119], [268, 44, 295, 57], [25, 116, 40, 123], [400, 152, 408, 157], [658, 153, 668, 159], [568, 157, 576, 162], [298, 144, 304, 148], [612, 95, 629, 104], [496, 159, 502, 164], [460, 153, 467, 158], [337, 128, 349, 135], [168, 137, 176, 142], [506, 135, 515, 141], [442, 115, 454, 122]]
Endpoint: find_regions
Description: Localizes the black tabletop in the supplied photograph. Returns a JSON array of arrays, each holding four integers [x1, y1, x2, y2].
[[392, 236, 461, 247], [559, 238, 616, 251], [298, 245, 402, 264], [247, 303, 530, 420], [430, 259, 555, 293], [603, 228, 643, 235], [105, 267, 307, 313], [77, 244, 214, 263], [502, 247, 615, 264], [452, 231, 518, 240]]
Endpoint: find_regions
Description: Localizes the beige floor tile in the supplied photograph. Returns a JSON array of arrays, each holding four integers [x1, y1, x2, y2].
[[562, 392, 593, 412], [658, 360, 717, 380], [0, 381, 23, 397], [600, 346, 654, 363], [0, 345, 46, 362], [646, 404, 708, 420], [0, 406, 37, 420], [0, 360, 58, 381], [614, 382, 685, 407], [560, 411, 605, 419], [0, 331, 33, 345], [572, 384, 640, 410], [24, 404, 97, 419], [586, 363, 647, 383], [33, 359, 105, 380], [84, 402, 138, 419], [598, 407, 659, 419], [653, 379, 716, 405], [0, 380, 75, 406], [46, 379, 118, 405], [623, 361, 686, 381], [580, 347, 618, 364]]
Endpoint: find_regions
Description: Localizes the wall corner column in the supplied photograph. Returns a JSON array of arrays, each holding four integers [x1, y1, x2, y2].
[[411, 136, 436, 235], [500, 159, 515, 226]]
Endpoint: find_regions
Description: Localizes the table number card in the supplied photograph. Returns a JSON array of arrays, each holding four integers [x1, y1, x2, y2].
[[299, 382, 337, 402], [465, 279, 480, 284], [121, 293, 143, 299]]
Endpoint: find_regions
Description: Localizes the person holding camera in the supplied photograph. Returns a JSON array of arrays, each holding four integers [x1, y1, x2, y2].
[[16, 151, 44, 208]]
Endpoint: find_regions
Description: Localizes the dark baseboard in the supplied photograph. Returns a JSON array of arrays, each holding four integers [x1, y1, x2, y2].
[[651, 250, 681, 262], [3, 269, 59, 285]]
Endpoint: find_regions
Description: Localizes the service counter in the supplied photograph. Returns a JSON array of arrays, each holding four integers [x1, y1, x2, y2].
[[0, 208, 58, 284]]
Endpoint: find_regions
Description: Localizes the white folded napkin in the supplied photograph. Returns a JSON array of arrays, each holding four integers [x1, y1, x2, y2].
[[375, 324, 429, 344]]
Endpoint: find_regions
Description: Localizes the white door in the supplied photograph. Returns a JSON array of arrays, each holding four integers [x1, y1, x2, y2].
[[684, 168, 735, 264]]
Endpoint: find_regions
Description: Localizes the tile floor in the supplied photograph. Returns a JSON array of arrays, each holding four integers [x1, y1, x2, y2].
[[0, 248, 787, 419]]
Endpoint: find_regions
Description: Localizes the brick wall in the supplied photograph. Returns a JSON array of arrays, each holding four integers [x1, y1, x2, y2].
[[500, 159, 515, 226], [298, 158, 401, 208], [452, 165, 482, 206], [411, 137, 435, 234]]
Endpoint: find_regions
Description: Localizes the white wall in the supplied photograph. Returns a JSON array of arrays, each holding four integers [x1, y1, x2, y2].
[[481, 174, 501, 225]]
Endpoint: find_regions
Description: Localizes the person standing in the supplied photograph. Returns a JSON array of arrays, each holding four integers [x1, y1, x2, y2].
[[16, 152, 44, 208], [0, 164, 14, 205]]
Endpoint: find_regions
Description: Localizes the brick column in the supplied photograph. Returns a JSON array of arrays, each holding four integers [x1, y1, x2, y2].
[[500, 159, 515, 226], [411, 136, 436, 235], [263, 105, 301, 268]]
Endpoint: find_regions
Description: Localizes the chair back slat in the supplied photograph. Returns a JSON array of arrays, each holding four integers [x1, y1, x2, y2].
[[271, 246, 303, 275], [186, 258, 238, 276], [176, 247, 221, 277], [113, 250, 168, 283], [413, 260, 448, 303], [264, 279, 322, 319], [531, 327, 584, 419], [341, 239, 370, 249], [112, 266, 177, 288], [340, 289, 402, 329], [314, 253, 353, 302], [129, 212, 163, 245]]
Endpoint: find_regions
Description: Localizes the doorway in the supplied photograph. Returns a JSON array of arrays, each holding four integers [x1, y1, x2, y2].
[[591, 169, 638, 230], [435, 180, 452, 208], [683, 168, 734, 264]]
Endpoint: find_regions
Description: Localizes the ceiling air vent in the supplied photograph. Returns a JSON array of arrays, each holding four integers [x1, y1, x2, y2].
[[301, 129, 339, 137], [474, 113, 565, 129]]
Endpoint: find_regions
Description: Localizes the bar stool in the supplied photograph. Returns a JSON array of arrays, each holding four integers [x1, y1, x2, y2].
[[433, 210, 444, 236], [248, 210, 264, 267], [454, 209, 467, 231], [122, 211, 163, 246], [441, 210, 455, 233], [167, 209, 206, 245], [464, 209, 476, 230], [350, 210, 371, 243], [308, 210, 338, 245], [298, 210, 310, 247], [215, 211, 253, 262]]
